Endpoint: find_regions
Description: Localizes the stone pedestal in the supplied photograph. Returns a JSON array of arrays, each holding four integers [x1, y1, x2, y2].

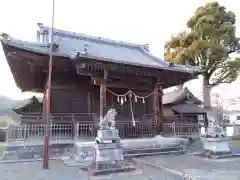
[[202, 138, 231, 155], [92, 129, 124, 168], [89, 129, 134, 175], [73, 142, 93, 166], [201, 125, 231, 155], [95, 129, 120, 143]]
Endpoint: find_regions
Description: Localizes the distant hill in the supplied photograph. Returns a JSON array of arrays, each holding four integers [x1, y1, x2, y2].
[[0, 96, 22, 122], [0, 95, 44, 123], [0, 96, 18, 108]]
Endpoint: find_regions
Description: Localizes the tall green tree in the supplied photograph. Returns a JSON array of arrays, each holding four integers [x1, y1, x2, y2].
[[164, 2, 240, 108]]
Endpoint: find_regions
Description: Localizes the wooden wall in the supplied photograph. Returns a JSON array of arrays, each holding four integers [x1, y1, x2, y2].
[[47, 73, 155, 121], [163, 105, 175, 116], [91, 87, 153, 121], [50, 74, 91, 114], [17, 104, 43, 115]]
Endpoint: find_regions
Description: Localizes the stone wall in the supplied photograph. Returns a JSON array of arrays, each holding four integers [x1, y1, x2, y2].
[[1, 136, 189, 162], [1, 143, 73, 161]]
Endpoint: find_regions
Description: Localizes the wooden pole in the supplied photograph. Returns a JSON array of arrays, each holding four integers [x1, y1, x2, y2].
[[43, 0, 55, 169]]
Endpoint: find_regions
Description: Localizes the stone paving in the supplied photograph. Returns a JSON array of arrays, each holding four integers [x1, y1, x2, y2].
[[139, 154, 240, 180], [0, 160, 183, 180]]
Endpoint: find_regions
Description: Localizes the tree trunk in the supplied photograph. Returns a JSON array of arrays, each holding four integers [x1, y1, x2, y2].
[[202, 76, 212, 109]]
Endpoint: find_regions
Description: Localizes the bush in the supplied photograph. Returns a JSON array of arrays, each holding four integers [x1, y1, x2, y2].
[[0, 116, 15, 127], [0, 129, 6, 142]]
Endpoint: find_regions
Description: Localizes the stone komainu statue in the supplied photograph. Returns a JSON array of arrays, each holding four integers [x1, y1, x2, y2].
[[100, 109, 117, 130]]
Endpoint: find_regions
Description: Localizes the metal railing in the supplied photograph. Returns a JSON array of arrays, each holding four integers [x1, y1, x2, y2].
[[5, 121, 156, 143], [158, 122, 199, 137], [20, 113, 95, 123], [5, 121, 199, 143], [6, 123, 87, 143]]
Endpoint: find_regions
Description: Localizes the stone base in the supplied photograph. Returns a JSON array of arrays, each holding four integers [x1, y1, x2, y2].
[[193, 150, 240, 159], [1, 143, 73, 161], [94, 143, 123, 163], [66, 137, 186, 167], [202, 138, 231, 154], [73, 141, 93, 163], [87, 163, 135, 176], [96, 129, 120, 143], [64, 147, 184, 167], [91, 160, 125, 170], [1, 136, 187, 162], [124, 146, 183, 156]]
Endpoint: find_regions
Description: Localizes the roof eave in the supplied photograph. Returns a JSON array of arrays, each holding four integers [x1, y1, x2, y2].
[[139, 47, 202, 75], [1, 34, 202, 75]]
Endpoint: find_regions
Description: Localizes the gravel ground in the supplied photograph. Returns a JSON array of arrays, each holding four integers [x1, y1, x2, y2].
[[139, 154, 240, 180], [0, 160, 183, 180], [3, 139, 240, 179]]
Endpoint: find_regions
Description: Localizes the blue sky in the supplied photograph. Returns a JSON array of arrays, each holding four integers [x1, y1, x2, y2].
[[0, 0, 239, 104]]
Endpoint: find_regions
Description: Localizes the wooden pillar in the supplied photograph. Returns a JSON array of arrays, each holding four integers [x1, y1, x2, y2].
[[153, 81, 160, 133], [159, 86, 163, 118], [99, 69, 108, 122], [87, 92, 91, 114], [42, 92, 46, 121]]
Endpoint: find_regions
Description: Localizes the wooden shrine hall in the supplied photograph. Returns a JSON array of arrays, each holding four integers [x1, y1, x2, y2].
[[1, 23, 201, 137], [162, 87, 207, 123]]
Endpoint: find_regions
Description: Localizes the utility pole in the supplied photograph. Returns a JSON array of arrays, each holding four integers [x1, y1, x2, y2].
[[43, 0, 55, 169]]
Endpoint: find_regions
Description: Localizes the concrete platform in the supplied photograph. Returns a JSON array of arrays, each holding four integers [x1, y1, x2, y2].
[[193, 151, 240, 159], [65, 136, 187, 167], [1, 136, 188, 162]]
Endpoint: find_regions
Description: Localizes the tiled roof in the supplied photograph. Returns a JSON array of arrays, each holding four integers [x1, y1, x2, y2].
[[47, 26, 199, 72], [163, 87, 202, 105], [13, 97, 43, 110], [0, 24, 201, 74]]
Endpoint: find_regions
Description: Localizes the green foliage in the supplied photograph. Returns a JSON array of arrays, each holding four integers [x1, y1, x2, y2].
[[0, 142, 3, 155], [29, 96, 37, 103], [164, 1, 240, 86], [0, 116, 16, 143], [0, 116, 16, 127]]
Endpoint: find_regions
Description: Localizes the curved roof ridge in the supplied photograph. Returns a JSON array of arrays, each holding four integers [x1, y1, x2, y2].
[[138, 46, 201, 71], [37, 25, 201, 72], [166, 87, 185, 95], [41, 26, 147, 50], [162, 87, 185, 104], [162, 86, 203, 105], [0, 33, 50, 47], [138, 46, 169, 67]]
